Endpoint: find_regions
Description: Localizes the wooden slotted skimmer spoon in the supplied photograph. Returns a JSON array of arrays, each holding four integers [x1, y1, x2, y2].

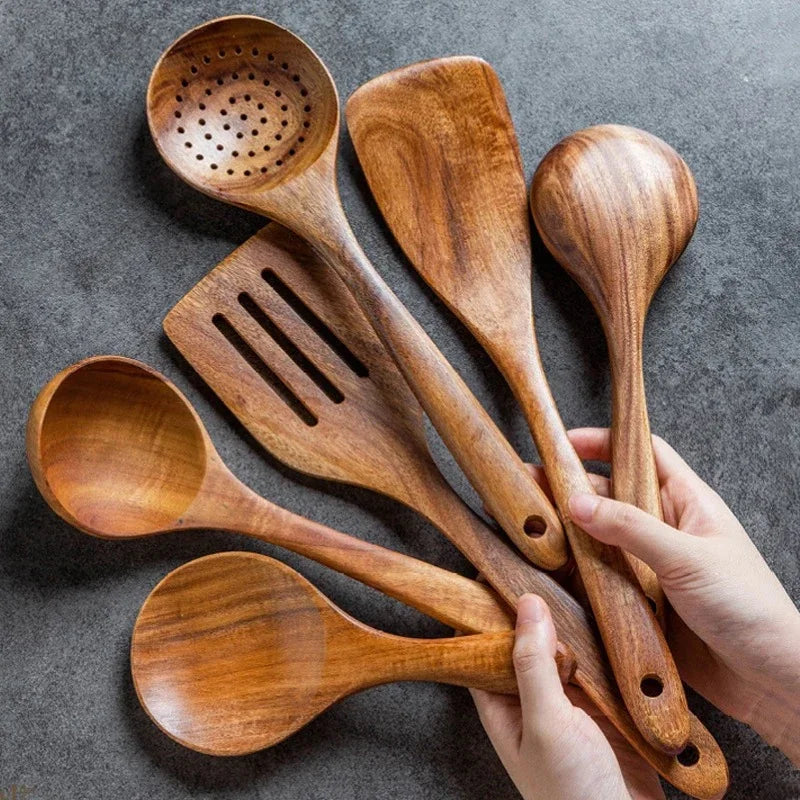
[[131, 551, 575, 755], [163, 224, 726, 798], [530, 123, 698, 606], [146, 14, 565, 569], [347, 57, 688, 755]]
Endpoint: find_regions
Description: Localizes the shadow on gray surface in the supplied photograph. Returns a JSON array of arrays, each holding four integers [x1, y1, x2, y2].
[[132, 118, 262, 244]]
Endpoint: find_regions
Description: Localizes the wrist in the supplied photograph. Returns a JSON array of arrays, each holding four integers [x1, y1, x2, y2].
[[743, 616, 800, 764], [747, 687, 800, 765]]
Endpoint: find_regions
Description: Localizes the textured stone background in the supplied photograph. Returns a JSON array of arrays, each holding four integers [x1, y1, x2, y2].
[[1, 0, 798, 797]]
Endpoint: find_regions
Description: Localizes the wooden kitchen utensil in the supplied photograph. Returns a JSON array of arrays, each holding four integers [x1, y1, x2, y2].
[[146, 15, 566, 569], [347, 58, 688, 754], [164, 224, 727, 797], [26, 355, 514, 634], [131, 551, 575, 755], [530, 124, 698, 622]]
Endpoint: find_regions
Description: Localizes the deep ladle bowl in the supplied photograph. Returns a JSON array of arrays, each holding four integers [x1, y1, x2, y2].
[[27, 356, 208, 536], [147, 15, 338, 198]]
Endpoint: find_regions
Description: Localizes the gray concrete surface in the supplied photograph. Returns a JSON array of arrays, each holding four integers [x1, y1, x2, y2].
[[1, 0, 798, 797]]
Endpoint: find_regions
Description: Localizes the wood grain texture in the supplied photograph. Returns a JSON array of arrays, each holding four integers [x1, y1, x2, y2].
[[530, 124, 698, 623], [131, 552, 574, 755], [164, 225, 726, 798], [26, 355, 515, 635], [147, 14, 567, 569], [347, 58, 690, 756]]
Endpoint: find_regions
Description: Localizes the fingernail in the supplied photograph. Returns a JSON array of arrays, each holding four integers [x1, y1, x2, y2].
[[569, 493, 600, 522], [517, 594, 546, 625]]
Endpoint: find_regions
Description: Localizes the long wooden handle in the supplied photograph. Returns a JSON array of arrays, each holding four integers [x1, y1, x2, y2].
[[361, 631, 575, 693], [294, 215, 567, 571], [501, 346, 689, 755], [609, 329, 667, 624], [208, 480, 516, 634]]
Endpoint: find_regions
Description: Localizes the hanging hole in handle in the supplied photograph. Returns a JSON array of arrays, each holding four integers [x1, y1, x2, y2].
[[523, 515, 547, 538], [677, 743, 700, 767], [640, 675, 664, 697], [646, 596, 658, 614]]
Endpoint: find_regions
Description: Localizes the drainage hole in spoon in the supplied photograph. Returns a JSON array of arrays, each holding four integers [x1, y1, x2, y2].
[[639, 675, 664, 697]]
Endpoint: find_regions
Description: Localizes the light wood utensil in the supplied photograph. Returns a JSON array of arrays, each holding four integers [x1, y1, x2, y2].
[[26, 355, 513, 634], [146, 14, 565, 569], [164, 224, 727, 798], [530, 124, 698, 627], [131, 551, 574, 755], [347, 58, 688, 755]]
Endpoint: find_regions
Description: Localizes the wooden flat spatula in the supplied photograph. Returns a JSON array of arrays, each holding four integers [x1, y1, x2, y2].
[[163, 225, 727, 798], [346, 57, 689, 756]]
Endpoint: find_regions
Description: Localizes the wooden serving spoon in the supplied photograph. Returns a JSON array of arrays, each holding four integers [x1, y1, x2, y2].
[[165, 225, 727, 797], [146, 15, 566, 570], [131, 551, 575, 755], [26, 355, 514, 634], [530, 124, 699, 615], [347, 59, 689, 755]]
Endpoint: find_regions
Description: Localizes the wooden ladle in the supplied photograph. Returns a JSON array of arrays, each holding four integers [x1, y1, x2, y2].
[[531, 124, 699, 612], [146, 15, 566, 570], [347, 59, 689, 755], [25, 355, 516, 635], [131, 551, 574, 755]]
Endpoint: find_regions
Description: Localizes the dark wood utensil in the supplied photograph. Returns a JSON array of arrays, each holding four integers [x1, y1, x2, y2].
[[26, 355, 514, 634], [131, 551, 575, 755], [163, 224, 727, 798], [347, 58, 689, 755], [531, 124, 698, 610], [146, 15, 565, 569]]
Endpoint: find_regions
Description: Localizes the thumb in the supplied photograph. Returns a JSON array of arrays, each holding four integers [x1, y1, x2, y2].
[[513, 595, 572, 736], [569, 493, 695, 576]]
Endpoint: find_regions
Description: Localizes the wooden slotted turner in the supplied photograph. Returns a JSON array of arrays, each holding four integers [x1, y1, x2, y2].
[[163, 224, 727, 798]]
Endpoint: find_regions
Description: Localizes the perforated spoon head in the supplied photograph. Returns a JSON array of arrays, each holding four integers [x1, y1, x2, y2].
[[530, 124, 698, 329], [147, 15, 339, 212], [26, 356, 211, 537]]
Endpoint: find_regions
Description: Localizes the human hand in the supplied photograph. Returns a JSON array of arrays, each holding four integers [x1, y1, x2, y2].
[[471, 594, 663, 800], [567, 428, 800, 763]]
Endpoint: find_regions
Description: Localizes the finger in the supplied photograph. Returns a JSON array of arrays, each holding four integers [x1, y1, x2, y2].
[[513, 595, 572, 735], [569, 493, 697, 575], [567, 427, 612, 463], [650, 434, 705, 488], [470, 688, 523, 755], [587, 471, 611, 497]]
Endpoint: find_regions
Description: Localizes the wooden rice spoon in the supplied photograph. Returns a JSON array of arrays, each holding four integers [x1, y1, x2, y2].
[[146, 15, 565, 569], [347, 58, 689, 755], [131, 551, 575, 755], [530, 124, 698, 616]]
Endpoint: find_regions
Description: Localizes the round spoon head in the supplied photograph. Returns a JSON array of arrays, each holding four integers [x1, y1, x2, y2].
[[530, 124, 698, 324], [147, 15, 339, 209], [131, 551, 358, 755], [26, 356, 209, 537]]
